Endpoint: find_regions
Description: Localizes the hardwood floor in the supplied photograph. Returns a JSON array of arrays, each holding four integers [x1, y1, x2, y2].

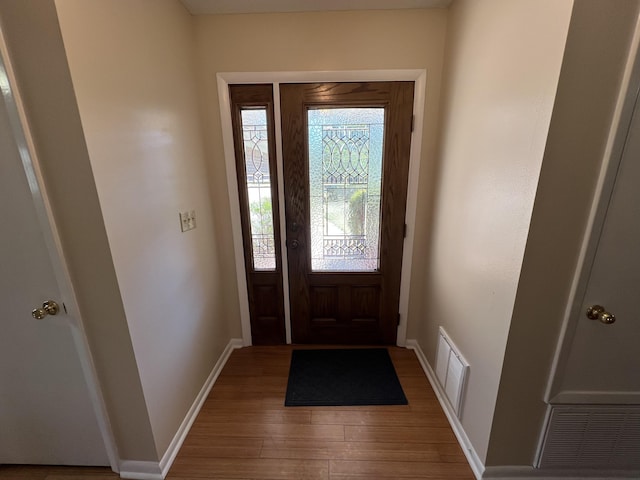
[[0, 465, 115, 479], [0, 346, 474, 480]]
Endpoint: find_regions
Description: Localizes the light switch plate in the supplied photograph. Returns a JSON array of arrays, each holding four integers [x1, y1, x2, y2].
[[179, 211, 190, 232], [179, 210, 197, 232]]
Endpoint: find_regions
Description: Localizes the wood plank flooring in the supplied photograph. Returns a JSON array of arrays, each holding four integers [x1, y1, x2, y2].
[[0, 465, 116, 479], [0, 346, 474, 480]]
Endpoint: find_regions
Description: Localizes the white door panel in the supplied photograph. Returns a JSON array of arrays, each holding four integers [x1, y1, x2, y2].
[[559, 88, 640, 400], [0, 57, 108, 465]]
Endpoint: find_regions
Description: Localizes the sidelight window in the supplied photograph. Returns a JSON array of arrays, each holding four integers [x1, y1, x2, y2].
[[240, 108, 276, 271]]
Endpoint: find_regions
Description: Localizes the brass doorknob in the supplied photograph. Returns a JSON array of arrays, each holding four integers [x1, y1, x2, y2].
[[31, 300, 60, 320], [586, 305, 616, 324]]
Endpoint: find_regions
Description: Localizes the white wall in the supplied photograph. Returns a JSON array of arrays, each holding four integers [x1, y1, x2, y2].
[[419, 0, 573, 462], [55, 0, 229, 457]]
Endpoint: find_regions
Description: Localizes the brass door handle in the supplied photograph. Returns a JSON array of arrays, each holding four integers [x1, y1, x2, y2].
[[586, 305, 616, 325], [31, 300, 60, 320]]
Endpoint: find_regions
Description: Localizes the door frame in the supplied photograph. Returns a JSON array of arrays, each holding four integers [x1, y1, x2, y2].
[[0, 29, 119, 472], [217, 70, 427, 346]]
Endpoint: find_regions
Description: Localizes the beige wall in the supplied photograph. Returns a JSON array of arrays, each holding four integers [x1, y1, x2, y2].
[[487, 0, 640, 465], [193, 9, 448, 339], [418, 0, 573, 462], [0, 0, 157, 461], [55, 0, 230, 457]]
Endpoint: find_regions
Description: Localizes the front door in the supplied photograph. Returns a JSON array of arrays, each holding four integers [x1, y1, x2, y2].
[[280, 82, 414, 344], [230, 81, 414, 345]]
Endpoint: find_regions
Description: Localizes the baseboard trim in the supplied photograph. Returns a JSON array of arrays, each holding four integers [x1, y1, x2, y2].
[[406, 339, 485, 480], [483, 466, 640, 479], [159, 337, 243, 477], [118, 460, 162, 480], [119, 338, 244, 479]]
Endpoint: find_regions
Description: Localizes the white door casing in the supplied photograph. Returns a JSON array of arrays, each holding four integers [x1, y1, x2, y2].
[[0, 32, 117, 468]]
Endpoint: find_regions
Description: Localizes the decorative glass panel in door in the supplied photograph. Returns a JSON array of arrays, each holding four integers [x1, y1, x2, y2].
[[308, 108, 384, 272], [241, 108, 276, 271], [281, 82, 414, 345]]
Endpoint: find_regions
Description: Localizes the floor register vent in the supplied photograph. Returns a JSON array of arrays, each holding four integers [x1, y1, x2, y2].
[[435, 327, 469, 417], [539, 405, 640, 470]]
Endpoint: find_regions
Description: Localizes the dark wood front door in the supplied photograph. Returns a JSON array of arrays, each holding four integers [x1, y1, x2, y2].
[[280, 82, 414, 344]]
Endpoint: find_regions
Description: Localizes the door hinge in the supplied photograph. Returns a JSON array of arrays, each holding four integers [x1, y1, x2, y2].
[[403, 223, 407, 238], [411, 115, 415, 133]]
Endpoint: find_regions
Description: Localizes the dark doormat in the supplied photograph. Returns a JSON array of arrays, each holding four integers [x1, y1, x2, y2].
[[284, 348, 408, 406]]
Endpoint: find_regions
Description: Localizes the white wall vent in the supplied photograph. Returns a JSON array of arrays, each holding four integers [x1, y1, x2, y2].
[[539, 405, 640, 470], [435, 327, 469, 417]]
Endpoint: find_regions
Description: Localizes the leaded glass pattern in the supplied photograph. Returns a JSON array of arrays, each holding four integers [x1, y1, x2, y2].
[[308, 108, 385, 271], [241, 108, 276, 270]]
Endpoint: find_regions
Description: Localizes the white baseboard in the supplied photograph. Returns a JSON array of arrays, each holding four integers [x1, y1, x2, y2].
[[483, 466, 640, 479], [405, 339, 485, 480], [159, 337, 243, 477], [118, 460, 163, 480], [119, 338, 244, 479]]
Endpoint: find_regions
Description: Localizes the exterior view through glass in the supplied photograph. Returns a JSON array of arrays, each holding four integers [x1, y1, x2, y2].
[[240, 108, 276, 270], [307, 107, 385, 272]]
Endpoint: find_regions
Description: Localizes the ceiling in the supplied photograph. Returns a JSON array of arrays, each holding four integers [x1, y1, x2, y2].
[[180, 0, 452, 15]]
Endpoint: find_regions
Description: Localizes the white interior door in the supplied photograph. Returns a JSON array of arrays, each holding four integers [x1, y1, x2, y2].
[[556, 86, 640, 404], [0, 57, 108, 466]]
